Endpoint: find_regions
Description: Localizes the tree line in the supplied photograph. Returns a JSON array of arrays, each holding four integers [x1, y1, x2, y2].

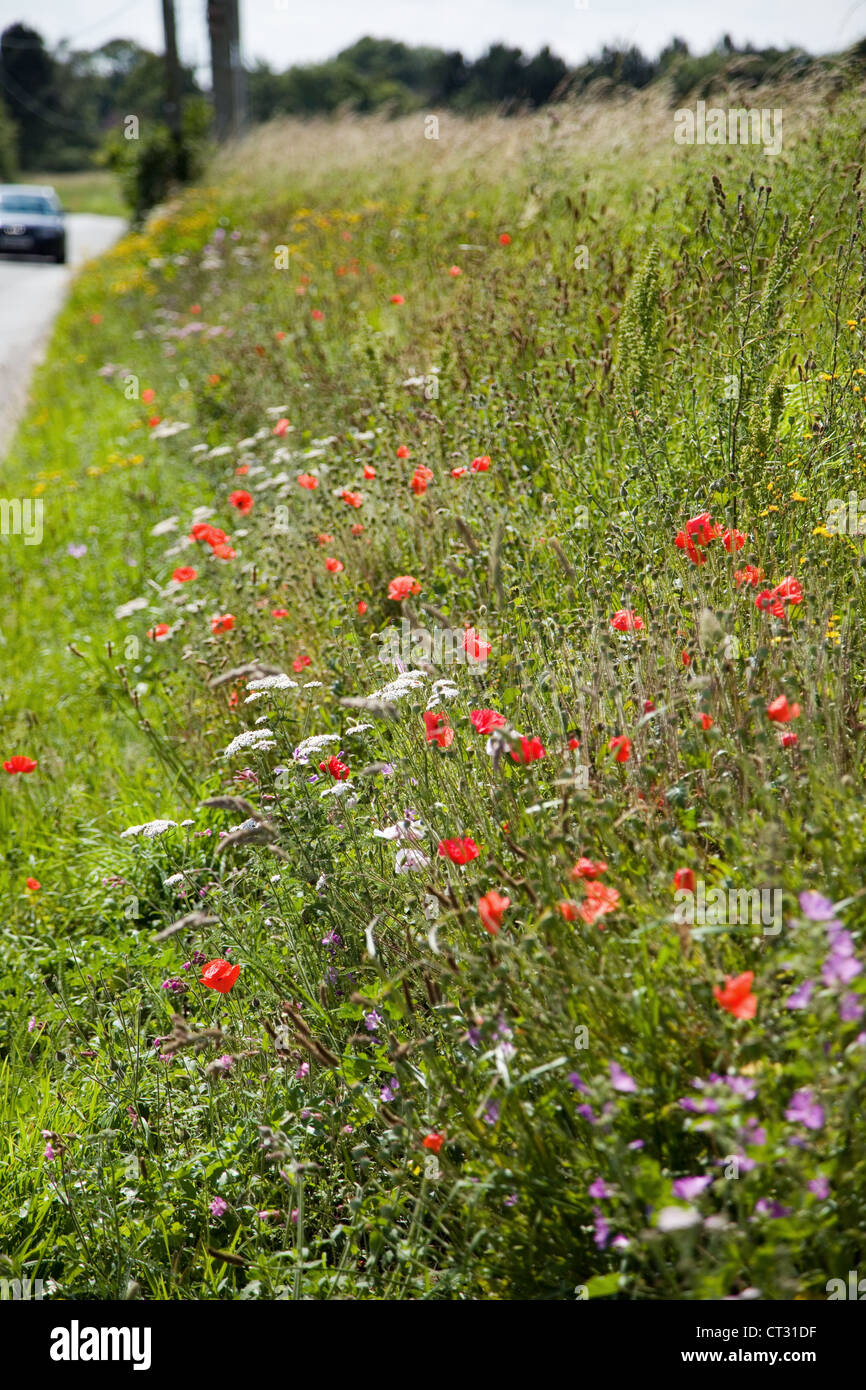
[[0, 22, 855, 181]]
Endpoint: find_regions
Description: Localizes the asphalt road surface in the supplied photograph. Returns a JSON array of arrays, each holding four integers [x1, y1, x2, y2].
[[0, 212, 126, 456]]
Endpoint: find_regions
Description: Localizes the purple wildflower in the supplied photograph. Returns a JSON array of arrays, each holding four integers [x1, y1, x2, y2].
[[673, 1175, 714, 1201], [785, 1088, 824, 1131], [785, 979, 814, 1010], [799, 891, 837, 921], [609, 1061, 637, 1093]]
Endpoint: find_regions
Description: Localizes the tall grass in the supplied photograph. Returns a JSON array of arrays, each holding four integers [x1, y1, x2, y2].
[[2, 86, 866, 1300]]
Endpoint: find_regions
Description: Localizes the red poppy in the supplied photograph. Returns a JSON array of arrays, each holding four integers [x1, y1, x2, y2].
[[470, 455, 490, 472], [771, 576, 803, 606], [722, 528, 746, 552], [293, 654, 311, 671], [674, 512, 721, 563], [735, 565, 764, 587], [388, 574, 421, 601], [766, 695, 801, 722], [558, 900, 579, 921], [229, 490, 254, 514], [311, 309, 324, 321], [423, 1132, 444, 1153], [713, 971, 756, 1020], [450, 466, 468, 478], [610, 609, 644, 632], [571, 857, 608, 880], [340, 489, 363, 508], [390, 293, 405, 304], [608, 735, 631, 763], [478, 890, 510, 935], [499, 232, 511, 245], [755, 590, 785, 619], [578, 880, 621, 926], [438, 837, 480, 865], [211, 614, 235, 634], [147, 416, 162, 428], [357, 600, 368, 614], [470, 709, 506, 734], [212, 542, 236, 560], [297, 473, 318, 489], [147, 624, 170, 640], [201, 958, 240, 993], [681, 650, 692, 667], [780, 730, 799, 747], [325, 557, 344, 573], [463, 628, 491, 662], [272, 608, 289, 618], [363, 464, 376, 479], [695, 713, 714, 730], [190, 522, 230, 548], [141, 388, 155, 404], [351, 523, 364, 536], [643, 700, 656, 714], [423, 711, 454, 748], [3, 756, 37, 778], [317, 533, 333, 545], [190, 304, 201, 315], [568, 736, 581, 750], [448, 265, 462, 277], [672, 867, 695, 892], [320, 755, 349, 780], [510, 735, 546, 764], [25, 877, 41, 891], [411, 466, 434, 495], [396, 445, 410, 459], [172, 566, 197, 583]]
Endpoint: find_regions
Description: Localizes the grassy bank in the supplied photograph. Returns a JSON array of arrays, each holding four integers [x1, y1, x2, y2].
[[2, 90, 866, 1300]]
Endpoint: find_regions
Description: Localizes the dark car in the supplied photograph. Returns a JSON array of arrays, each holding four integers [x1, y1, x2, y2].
[[0, 185, 66, 263]]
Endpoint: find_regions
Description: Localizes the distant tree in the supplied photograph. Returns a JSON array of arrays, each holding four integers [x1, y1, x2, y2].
[[523, 46, 568, 105], [0, 95, 17, 178], [0, 24, 57, 167]]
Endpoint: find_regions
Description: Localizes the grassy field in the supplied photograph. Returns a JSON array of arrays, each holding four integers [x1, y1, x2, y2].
[[18, 169, 126, 217], [2, 82, 866, 1300]]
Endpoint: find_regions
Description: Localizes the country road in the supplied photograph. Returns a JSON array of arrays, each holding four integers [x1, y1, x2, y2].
[[0, 212, 126, 456]]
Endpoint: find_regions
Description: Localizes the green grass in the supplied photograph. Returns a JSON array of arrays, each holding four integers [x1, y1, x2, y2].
[[19, 168, 126, 217], [2, 90, 866, 1300]]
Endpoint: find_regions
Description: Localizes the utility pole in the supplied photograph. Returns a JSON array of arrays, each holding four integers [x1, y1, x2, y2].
[[161, 0, 187, 178], [207, 0, 246, 141]]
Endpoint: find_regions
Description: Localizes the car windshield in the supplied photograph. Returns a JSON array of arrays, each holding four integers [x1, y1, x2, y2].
[[0, 196, 55, 215]]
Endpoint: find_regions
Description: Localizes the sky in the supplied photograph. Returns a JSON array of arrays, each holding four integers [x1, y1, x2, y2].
[[3, 0, 865, 77]]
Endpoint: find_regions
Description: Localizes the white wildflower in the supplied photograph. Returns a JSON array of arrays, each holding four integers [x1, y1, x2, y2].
[[151, 516, 179, 536], [223, 729, 276, 758], [246, 674, 298, 692], [395, 848, 430, 874], [121, 819, 178, 839], [293, 733, 341, 764], [114, 596, 149, 620]]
